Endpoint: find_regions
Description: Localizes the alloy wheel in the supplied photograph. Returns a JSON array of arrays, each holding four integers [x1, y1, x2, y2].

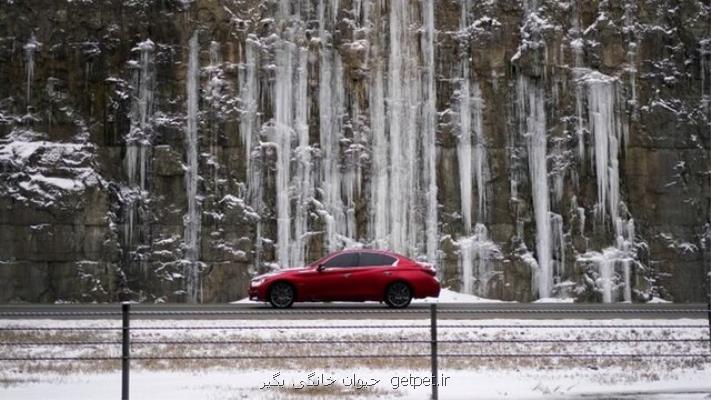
[[385, 282, 412, 308], [269, 282, 295, 308]]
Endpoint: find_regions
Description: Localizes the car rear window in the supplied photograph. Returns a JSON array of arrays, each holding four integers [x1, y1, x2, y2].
[[358, 252, 396, 267], [323, 253, 358, 268]]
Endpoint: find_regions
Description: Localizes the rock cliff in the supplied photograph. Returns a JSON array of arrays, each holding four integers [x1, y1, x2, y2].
[[0, 0, 709, 303]]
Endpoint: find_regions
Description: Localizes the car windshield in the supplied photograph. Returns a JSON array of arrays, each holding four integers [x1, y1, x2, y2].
[[307, 253, 335, 268], [308, 252, 359, 268]]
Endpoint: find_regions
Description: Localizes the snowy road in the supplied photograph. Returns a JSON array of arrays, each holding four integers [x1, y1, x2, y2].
[[0, 302, 707, 320]]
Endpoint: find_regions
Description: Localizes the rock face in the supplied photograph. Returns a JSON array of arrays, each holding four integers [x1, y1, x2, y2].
[[0, 0, 709, 303]]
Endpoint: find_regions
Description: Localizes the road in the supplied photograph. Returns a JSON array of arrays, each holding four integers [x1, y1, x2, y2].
[[0, 302, 707, 320]]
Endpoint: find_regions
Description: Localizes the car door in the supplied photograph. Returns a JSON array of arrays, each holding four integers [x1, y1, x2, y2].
[[356, 252, 398, 300], [305, 252, 359, 301]]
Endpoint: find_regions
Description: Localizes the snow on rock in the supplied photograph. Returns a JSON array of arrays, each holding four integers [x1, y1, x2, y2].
[[0, 137, 102, 207]]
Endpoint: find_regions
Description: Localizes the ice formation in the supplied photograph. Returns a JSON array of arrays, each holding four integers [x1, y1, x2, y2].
[[518, 76, 553, 299], [23, 34, 39, 107], [124, 39, 154, 248], [184, 32, 201, 303], [580, 72, 636, 303], [455, 0, 497, 295]]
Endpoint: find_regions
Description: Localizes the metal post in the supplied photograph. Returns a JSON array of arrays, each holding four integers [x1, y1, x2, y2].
[[707, 271, 711, 348], [430, 303, 438, 400], [122, 302, 130, 400]]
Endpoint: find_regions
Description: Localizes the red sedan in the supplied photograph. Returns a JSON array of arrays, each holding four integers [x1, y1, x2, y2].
[[248, 250, 440, 308]]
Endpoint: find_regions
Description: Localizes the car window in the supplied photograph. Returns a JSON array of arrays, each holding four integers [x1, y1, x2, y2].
[[323, 253, 358, 268], [358, 252, 396, 267]]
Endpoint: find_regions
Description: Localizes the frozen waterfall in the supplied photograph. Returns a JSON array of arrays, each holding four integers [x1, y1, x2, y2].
[[124, 39, 154, 248], [456, 62, 487, 231], [422, 0, 438, 263], [319, 0, 348, 253], [238, 35, 263, 267], [291, 47, 312, 268], [184, 32, 201, 303], [579, 72, 636, 303], [518, 76, 553, 299], [456, 0, 498, 296], [376, 0, 438, 257], [274, 40, 294, 268]]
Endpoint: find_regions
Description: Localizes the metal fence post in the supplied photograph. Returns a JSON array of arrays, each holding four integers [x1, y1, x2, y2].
[[122, 302, 130, 400], [707, 271, 711, 348], [430, 303, 438, 400]]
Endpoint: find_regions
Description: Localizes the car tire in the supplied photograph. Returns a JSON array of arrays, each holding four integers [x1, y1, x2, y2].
[[384, 282, 412, 308], [268, 282, 295, 308]]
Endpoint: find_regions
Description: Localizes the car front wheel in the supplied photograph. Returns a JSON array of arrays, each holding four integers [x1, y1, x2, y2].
[[384, 282, 412, 308], [268, 282, 295, 308]]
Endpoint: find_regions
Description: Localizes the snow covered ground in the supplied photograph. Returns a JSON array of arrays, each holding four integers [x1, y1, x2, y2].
[[1, 318, 709, 399], [3, 367, 711, 400]]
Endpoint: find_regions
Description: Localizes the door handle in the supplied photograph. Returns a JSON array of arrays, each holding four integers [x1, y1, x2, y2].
[[343, 273, 351, 278], [384, 271, 391, 276]]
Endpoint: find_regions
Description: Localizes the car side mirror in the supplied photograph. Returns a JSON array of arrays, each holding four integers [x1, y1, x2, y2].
[[317, 264, 325, 272]]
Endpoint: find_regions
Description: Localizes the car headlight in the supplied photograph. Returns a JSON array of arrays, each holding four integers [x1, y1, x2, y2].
[[251, 278, 266, 287]]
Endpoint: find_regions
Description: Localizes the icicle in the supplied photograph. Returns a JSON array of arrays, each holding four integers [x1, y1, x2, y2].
[[387, 0, 405, 253], [457, 0, 486, 233], [291, 47, 311, 268], [239, 36, 259, 181], [370, 61, 389, 248], [422, 0, 438, 262], [184, 32, 201, 303], [387, 0, 426, 255], [366, 0, 436, 260], [318, 0, 348, 252], [239, 35, 263, 267], [518, 76, 552, 298], [458, 71, 473, 234], [319, 49, 345, 252], [274, 40, 294, 268], [23, 34, 39, 107], [208, 41, 222, 189], [579, 72, 638, 302], [472, 86, 486, 223], [388, 0, 406, 253], [124, 39, 155, 247], [586, 72, 619, 226], [458, 0, 473, 233]]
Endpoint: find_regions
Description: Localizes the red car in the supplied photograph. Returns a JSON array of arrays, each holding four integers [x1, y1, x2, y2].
[[248, 250, 440, 308]]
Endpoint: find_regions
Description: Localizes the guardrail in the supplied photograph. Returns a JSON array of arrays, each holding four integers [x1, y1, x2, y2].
[[0, 303, 710, 400]]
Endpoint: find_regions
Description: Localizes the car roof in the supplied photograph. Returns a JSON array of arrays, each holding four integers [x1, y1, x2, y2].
[[329, 249, 408, 259]]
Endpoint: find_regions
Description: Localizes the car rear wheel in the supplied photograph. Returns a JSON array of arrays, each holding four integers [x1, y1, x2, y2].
[[268, 282, 295, 308], [385, 282, 412, 308]]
